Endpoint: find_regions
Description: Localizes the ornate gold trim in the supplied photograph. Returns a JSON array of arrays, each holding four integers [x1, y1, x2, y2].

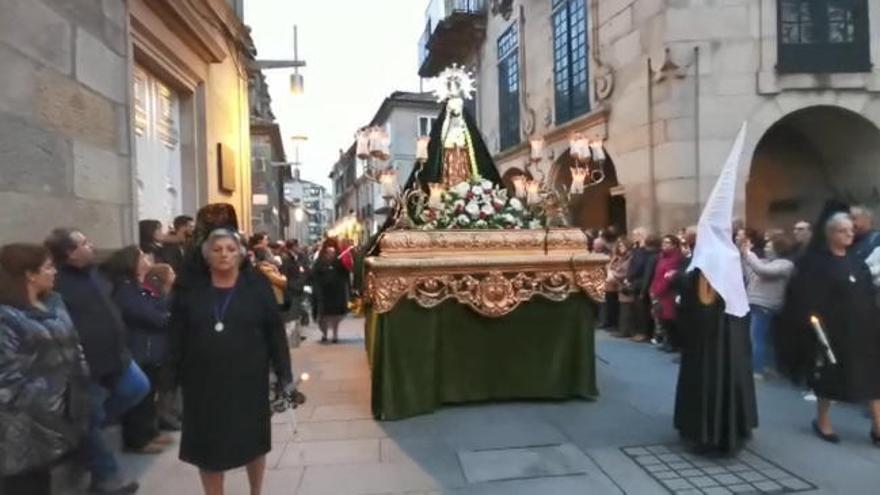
[[365, 252, 607, 317], [378, 229, 590, 258]]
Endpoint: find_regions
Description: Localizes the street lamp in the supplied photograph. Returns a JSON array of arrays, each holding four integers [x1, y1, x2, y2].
[[251, 25, 306, 95]]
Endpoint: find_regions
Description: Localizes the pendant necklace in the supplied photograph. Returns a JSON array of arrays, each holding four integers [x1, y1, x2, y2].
[[213, 282, 237, 332]]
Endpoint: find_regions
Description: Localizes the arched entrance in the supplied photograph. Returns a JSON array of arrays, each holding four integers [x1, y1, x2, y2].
[[552, 151, 625, 231], [747, 105, 880, 230]]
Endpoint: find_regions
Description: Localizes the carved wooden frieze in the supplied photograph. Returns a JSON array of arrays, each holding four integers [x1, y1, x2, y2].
[[366, 228, 608, 318]]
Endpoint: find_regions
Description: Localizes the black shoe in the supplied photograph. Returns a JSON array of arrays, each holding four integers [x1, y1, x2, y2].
[[332, 337, 339, 343], [158, 417, 181, 431], [870, 429, 880, 447], [320, 335, 328, 343], [812, 420, 840, 444], [89, 479, 139, 494]]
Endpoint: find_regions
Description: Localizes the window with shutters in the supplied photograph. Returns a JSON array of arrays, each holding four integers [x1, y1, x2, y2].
[[553, 0, 590, 124], [497, 24, 521, 151], [777, 0, 870, 73]]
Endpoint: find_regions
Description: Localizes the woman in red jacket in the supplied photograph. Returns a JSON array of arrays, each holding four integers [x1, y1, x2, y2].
[[650, 235, 684, 352]]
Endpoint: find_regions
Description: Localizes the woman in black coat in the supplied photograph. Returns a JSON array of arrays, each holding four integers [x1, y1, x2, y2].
[[310, 244, 350, 343], [778, 206, 880, 445], [101, 246, 173, 454], [167, 228, 292, 495], [0, 244, 89, 495]]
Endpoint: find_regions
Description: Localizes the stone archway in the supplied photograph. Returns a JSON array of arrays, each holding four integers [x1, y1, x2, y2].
[[747, 105, 880, 230], [551, 150, 625, 231]]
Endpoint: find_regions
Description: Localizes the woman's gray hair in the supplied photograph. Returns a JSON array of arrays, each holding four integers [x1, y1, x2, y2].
[[201, 228, 245, 260], [824, 212, 853, 238]]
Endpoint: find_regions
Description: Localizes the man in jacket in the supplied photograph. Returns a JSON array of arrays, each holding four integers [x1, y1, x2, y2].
[[46, 229, 145, 495], [851, 206, 880, 262], [156, 215, 194, 274]]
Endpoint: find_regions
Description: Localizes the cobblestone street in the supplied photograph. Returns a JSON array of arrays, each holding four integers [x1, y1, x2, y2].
[[104, 318, 880, 495]]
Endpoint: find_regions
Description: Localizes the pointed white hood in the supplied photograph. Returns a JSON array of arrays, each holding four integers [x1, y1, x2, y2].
[[687, 123, 750, 317]]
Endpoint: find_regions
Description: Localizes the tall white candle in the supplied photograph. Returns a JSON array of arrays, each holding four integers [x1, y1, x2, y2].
[[416, 136, 430, 161], [428, 183, 445, 208]]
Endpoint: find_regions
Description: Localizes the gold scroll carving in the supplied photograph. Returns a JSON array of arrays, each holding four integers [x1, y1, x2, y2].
[[365, 229, 608, 318]]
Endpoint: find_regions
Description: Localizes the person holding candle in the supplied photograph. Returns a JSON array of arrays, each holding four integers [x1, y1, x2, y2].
[[165, 227, 293, 494], [778, 203, 880, 446]]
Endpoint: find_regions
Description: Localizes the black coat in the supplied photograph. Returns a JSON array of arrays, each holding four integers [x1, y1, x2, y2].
[[167, 268, 292, 471], [111, 278, 170, 366], [778, 251, 880, 402], [55, 265, 131, 380], [674, 271, 758, 455], [310, 258, 350, 316], [156, 242, 186, 274]]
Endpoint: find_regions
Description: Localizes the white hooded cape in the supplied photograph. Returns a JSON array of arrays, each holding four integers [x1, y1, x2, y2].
[[687, 123, 750, 317]]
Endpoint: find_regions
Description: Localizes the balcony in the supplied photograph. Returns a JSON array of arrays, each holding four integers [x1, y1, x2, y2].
[[418, 0, 487, 77]]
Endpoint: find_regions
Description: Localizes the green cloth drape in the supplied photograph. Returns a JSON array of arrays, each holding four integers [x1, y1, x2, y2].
[[365, 294, 598, 420]]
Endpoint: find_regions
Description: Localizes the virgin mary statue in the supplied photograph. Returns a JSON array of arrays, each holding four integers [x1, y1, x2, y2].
[[404, 66, 502, 190]]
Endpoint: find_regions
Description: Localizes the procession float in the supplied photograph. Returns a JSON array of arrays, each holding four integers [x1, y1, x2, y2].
[[358, 66, 609, 420]]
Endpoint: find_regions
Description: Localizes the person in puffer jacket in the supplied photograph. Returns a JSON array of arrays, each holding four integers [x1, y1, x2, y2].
[[0, 244, 90, 495]]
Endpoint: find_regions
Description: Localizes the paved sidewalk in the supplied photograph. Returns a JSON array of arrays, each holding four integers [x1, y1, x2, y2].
[[110, 318, 878, 494]]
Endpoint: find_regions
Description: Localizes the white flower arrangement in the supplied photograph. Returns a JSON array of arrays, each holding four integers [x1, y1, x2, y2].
[[416, 178, 545, 230]]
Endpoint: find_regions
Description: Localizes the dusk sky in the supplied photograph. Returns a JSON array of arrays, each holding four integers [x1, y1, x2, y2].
[[245, 0, 429, 188]]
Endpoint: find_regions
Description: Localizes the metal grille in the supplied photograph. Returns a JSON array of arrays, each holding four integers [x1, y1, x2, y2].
[[553, 0, 590, 124]]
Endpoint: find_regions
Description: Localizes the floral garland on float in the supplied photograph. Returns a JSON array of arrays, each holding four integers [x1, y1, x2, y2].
[[416, 178, 544, 231]]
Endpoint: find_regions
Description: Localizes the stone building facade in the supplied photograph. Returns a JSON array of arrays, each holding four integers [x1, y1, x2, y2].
[[418, 0, 880, 233], [0, 0, 255, 246], [250, 70, 289, 239]]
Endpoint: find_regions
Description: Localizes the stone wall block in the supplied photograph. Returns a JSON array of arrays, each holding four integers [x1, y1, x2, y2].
[[712, 40, 758, 74], [835, 93, 870, 115], [654, 141, 695, 181], [72, 141, 127, 204], [612, 30, 642, 67], [665, 117, 695, 142], [598, 0, 635, 26], [75, 27, 127, 104], [102, 0, 127, 27], [633, 0, 664, 25], [750, 100, 783, 129], [0, 0, 72, 74], [0, 193, 123, 246], [103, 17, 127, 56], [716, 74, 756, 96], [0, 45, 37, 118], [0, 113, 73, 195], [599, 7, 634, 45], [34, 69, 118, 149]]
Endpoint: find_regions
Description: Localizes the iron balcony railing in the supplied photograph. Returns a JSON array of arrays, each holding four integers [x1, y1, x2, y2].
[[418, 0, 487, 68]]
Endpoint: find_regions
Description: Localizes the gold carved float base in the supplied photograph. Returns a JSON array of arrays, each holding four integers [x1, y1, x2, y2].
[[365, 229, 608, 318]]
